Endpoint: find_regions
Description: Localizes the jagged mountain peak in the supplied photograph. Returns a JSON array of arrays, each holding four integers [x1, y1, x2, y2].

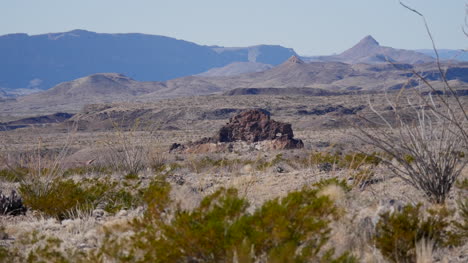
[[356, 35, 380, 48], [286, 55, 305, 64]]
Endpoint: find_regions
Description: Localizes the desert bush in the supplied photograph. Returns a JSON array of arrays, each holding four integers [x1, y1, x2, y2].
[[452, 197, 468, 243], [255, 153, 284, 171], [19, 178, 95, 220], [0, 230, 88, 263], [231, 188, 341, 262], [95, 178, 355, 262], [0, 168, 27, 182], [3, 177, 357, 262], [375, 203, 454, 263], [19, 177, 145, 219], [357, 96, 467, 203]]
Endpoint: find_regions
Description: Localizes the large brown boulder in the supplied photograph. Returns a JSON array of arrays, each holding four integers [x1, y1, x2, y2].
[[216, 109, 303, 149], [170, 109, 303, 153], [217, 109, 294, 142]]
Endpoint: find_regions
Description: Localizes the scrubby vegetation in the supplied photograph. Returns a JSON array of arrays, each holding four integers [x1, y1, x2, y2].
[[0, 141, 467, 262], [0, 177, 359, 262], [375, 204, 456, 263], [18, 177, 145, 220]]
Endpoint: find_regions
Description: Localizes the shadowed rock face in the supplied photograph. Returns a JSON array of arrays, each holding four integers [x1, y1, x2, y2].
[[218, 109, 294, 142], [170, 109, 303, 153]]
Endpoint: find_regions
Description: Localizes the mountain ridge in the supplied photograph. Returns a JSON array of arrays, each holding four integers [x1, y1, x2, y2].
[[304, 35, 435, 64], [0, 29, 296, 91]]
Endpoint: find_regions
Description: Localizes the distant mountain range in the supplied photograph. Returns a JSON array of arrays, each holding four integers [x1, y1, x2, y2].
[[0, 29, 296, 91], [304, 35, 434, 64], [416, 49, 468, 62], [1, 30, 465, 98]]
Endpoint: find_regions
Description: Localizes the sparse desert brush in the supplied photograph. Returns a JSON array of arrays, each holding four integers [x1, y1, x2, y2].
[[19, 177, 146, 220], [255, 153, 284, 171], [19, 178, 97, 220], [94, 177, 356, 262], [357, 97, 467, 203], [1, 230, 89, 263], [452, 197, 468, 243], [374, 203, 455, 263], [102, 117, 160, 176], [0, 168, 27, 182], [292, 151, 381, 172]]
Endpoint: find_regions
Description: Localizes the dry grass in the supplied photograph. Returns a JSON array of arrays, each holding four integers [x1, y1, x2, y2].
[[416, 238, 434, 263]]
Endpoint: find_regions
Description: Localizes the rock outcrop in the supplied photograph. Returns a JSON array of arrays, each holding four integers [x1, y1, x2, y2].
[[0, 190, 26, 216], [170, 109, 303, 153]]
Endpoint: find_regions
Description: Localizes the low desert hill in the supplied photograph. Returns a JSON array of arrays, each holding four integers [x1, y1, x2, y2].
[[1, 56, 467, 118]]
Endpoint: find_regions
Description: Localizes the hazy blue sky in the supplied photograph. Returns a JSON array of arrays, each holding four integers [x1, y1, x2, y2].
[[1, 0, 466, 55]]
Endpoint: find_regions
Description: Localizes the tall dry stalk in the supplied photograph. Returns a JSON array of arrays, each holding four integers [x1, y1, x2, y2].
[[102, 117, 158, 175], [0, 124, 76, 184], [355, 2, 468, 204]]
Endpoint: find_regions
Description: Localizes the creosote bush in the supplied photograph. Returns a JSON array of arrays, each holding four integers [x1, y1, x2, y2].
[[19, 177, 145, 219], [96, 178, 356, 262], [453, 197, 468, 243], [375, 203, 455, 263]]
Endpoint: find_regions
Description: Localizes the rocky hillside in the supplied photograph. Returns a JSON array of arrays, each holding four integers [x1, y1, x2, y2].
[[197, 62, 273, 77]]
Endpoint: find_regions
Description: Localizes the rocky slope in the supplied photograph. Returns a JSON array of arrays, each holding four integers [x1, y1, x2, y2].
[[197, 62, 273, 77]]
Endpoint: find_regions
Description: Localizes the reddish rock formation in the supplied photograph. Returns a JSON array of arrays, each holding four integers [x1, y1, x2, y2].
[[170, 109, 303, 153], [216, 109, 302, 147]]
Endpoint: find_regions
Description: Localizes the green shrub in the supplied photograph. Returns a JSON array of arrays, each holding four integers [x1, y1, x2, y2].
[[20, 179, 93, 220], [255, 153, 284, 171], [124, 173, 139, 180], [8, 177, 357, 262], [19, 177, 146, 219], [375, 204, 453, 263], [105, 188, 144, 214], [231, 188, 340, 262], [99, 183, 355, 262], [452, 197, 468, 243], [0, 168, 27, 182]]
